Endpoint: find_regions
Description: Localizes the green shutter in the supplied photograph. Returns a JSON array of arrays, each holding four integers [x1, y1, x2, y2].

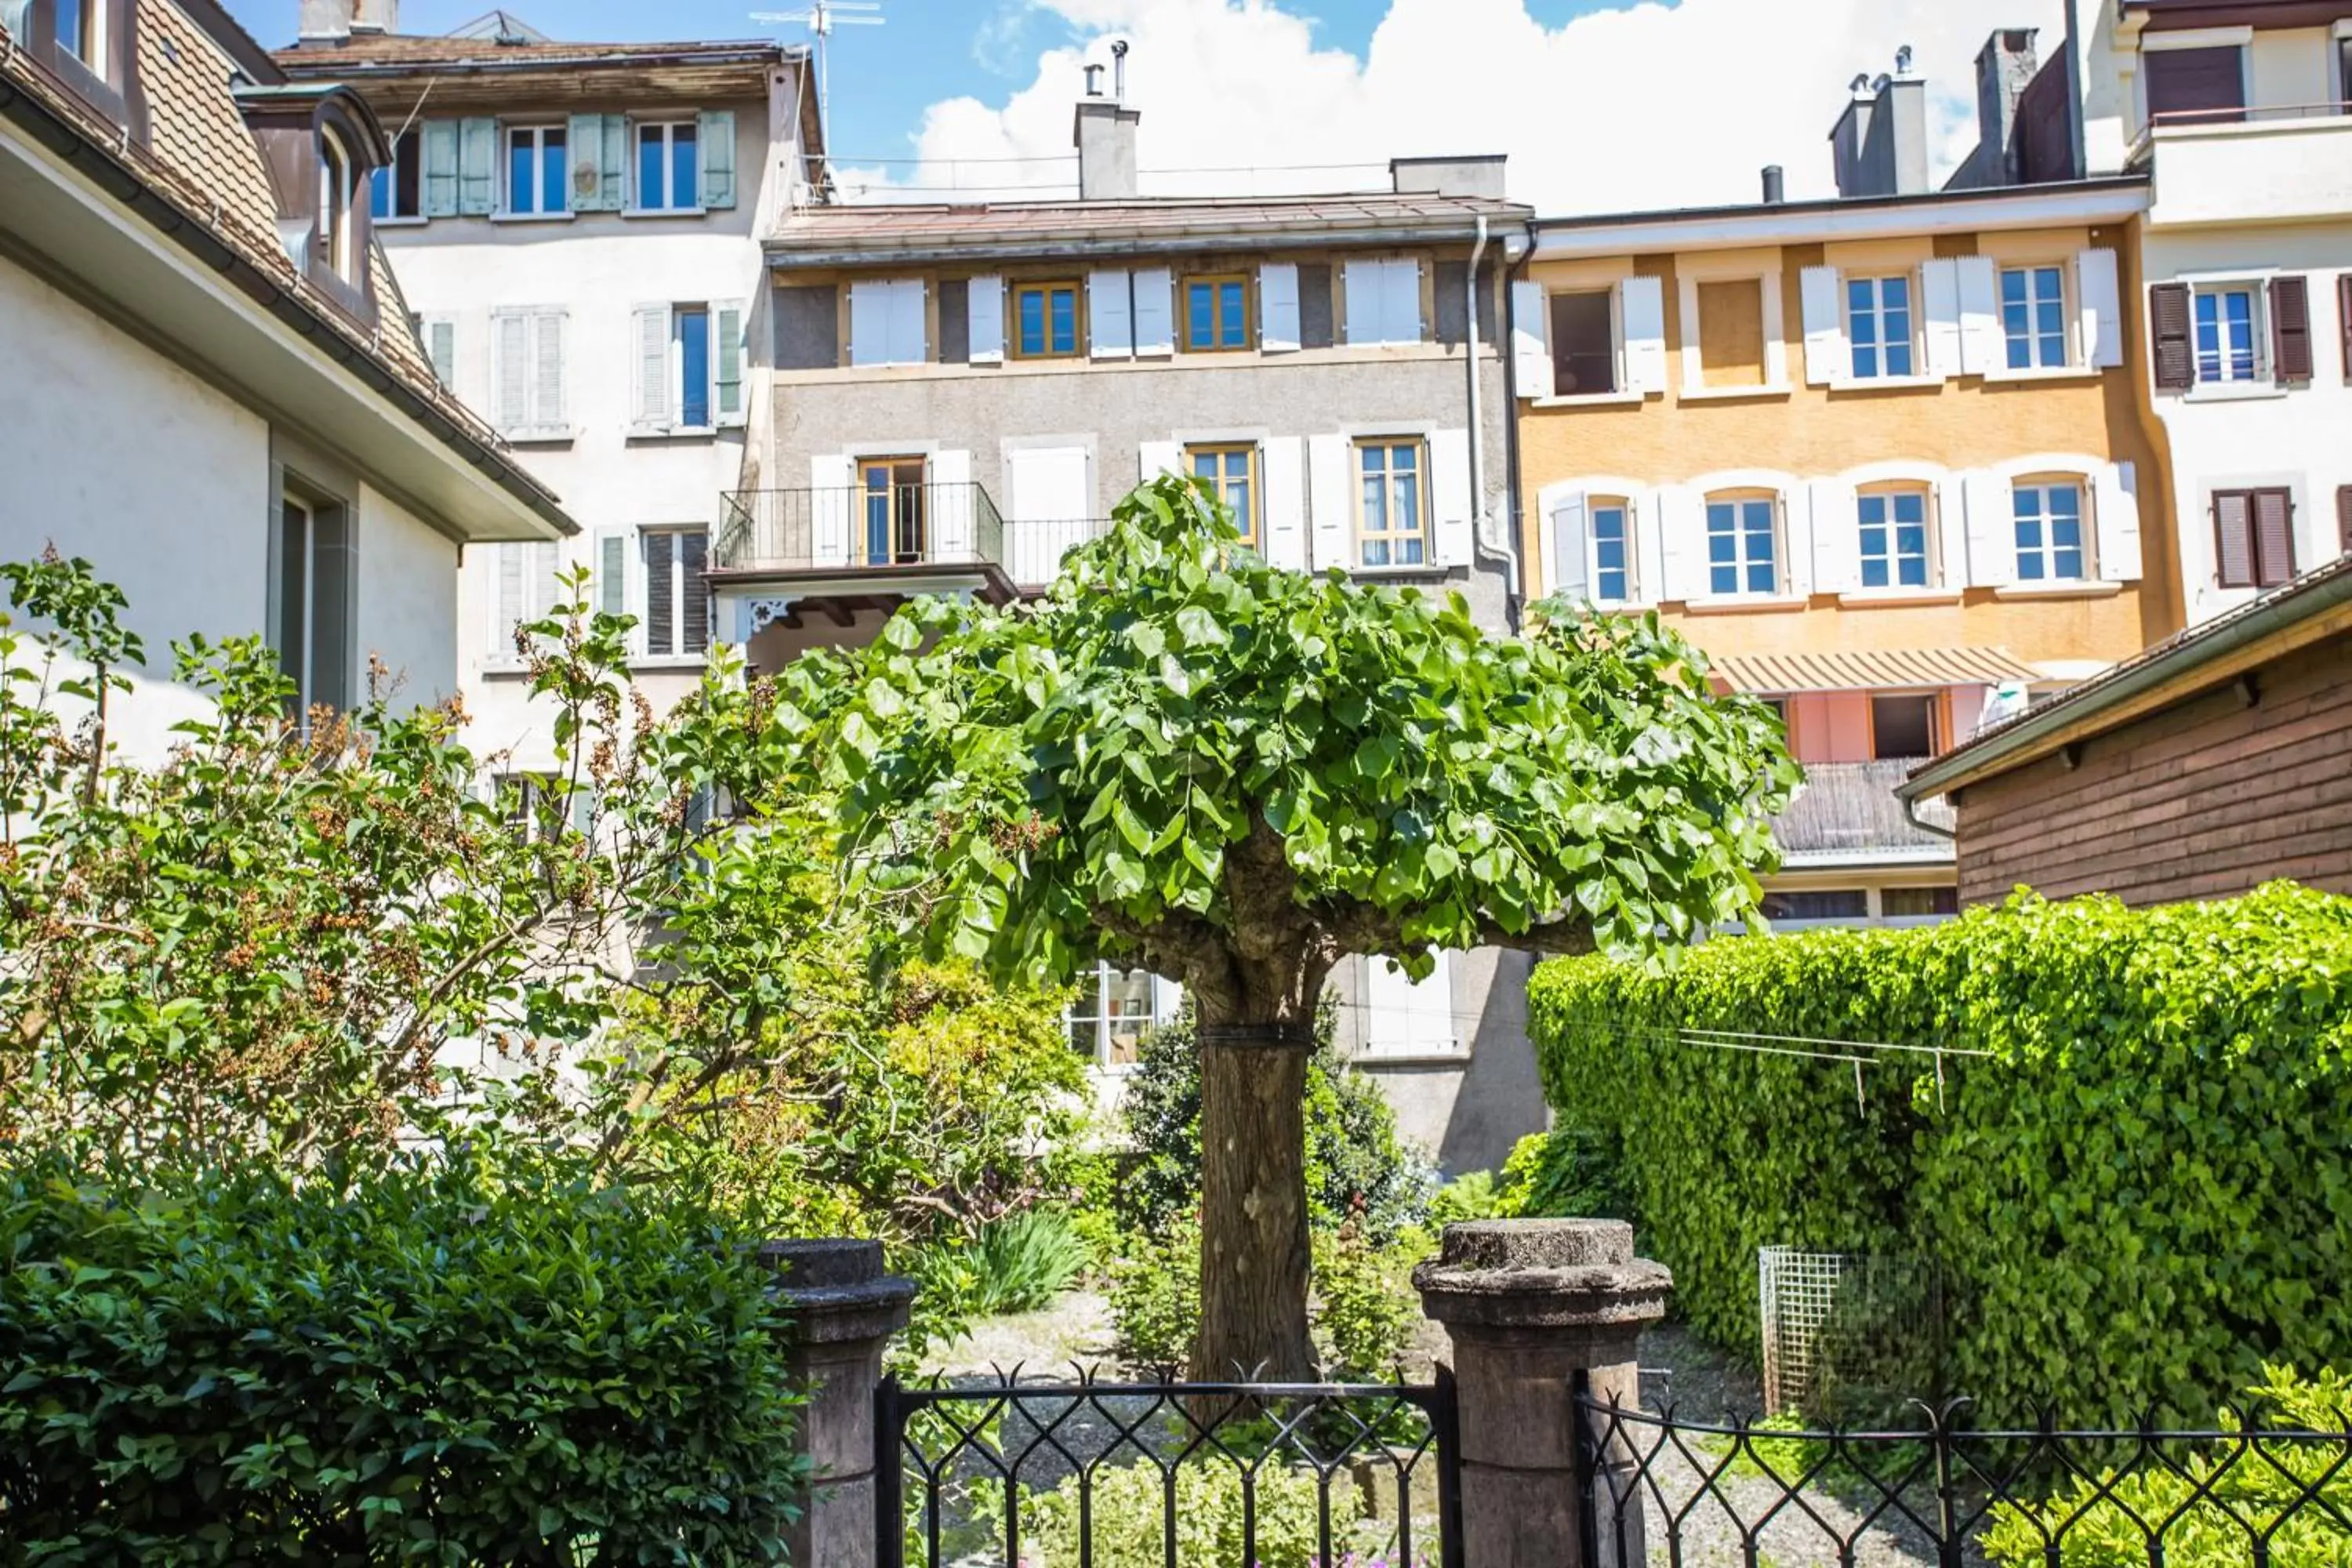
[[716, 301, 745, 425], [601, 114, 630, 210], [457, 118, 498, 216], [421, 120, 459, 216], [565, 113, 608, 210], [697, 111, 736, 210]]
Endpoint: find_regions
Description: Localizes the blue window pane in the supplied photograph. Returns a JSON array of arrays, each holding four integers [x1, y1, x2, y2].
[[1747, 561, 1774, 593], [371, 169, 390, 220], [1019, 291, 1045, 355], [678, 310, 710, 427], [1711, 564, 1737, 593], [2001, 270, 2027, 305], [1050, 289, 1076, 354], [1899, 554, 1927, 587], [1593, 506, 1628, 601], [509, 136, 534, 212], [639, 127, 663, 208], [1220, 282, 1245, 345], [2035, 300, 2064, 336], [1187, 284, 1212, 348], [1885, 335, 1913, 376], [864, 478, 890, 564], [541, 130, 567, 214], [672, 125, 697, 209], [1708, 533, 1737, 564], [1848, 279, 1873, 317], [1853, 344, 1879, 378]]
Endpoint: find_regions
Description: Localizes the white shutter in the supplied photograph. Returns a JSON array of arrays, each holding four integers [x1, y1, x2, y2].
[[1259, 263, 1300, 353], [1138, 441, 1182, 483], [931, 448, 975, 560], [529, 539, 560, 618], [1781, 481, 1815, 597], [1089, 270, 1134, 358], [2077, 249, 2124, 369], [1957, 256, 2001, 376], [1654, 484, 1707, 601], [529, 310, 565, 431], [1132, 267, 1174, 358], [1962, 470, 2016, 587], [1430, 429, 1472, 567], [1261, 437, 1307, 569], [1364, 952, 1454, 1055], [1621, 276, 1668, 394], [1934, 475, 1970, 590], [1922, 260, 1962, 379], [597, 528, 630, 619], [495, 542, 524, 641], [424, 318, 456, 390], [1308, 433, 1350, 572], [1808, 478, 1859, 594], [967, 275, 1005, 363], [630, 303, 671, 429], [889, 279, 927, 365], [811, 454, 854, 567], [1385, 258, 1423, 344], [1761, 270, 1788, 387], [1510, 281, 1552, 397], [1634, 490, 1665, 608], [848, 281, 889, 367], [1800, 264, 1845, 386], [2094, 460, 2143, 581], [493, 311, 528, 430], [1549, 493, 1590, 603], [715, 300, 746, 426], [1342, 260, 1384, 346], [1678, 278, 1706, 394], [1004, 445, 1090, 584]]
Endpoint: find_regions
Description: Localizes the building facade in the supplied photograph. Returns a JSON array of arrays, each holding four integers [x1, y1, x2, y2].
[[0, 0, 571, 760], [275, 5, 818, 771]]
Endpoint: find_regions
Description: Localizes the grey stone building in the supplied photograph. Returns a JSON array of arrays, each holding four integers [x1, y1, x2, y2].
[[717, 84, 1538, 1172]]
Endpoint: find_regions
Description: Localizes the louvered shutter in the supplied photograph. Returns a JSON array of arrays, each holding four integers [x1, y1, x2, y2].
[[680, 530, 710, 652], [2337, 485, 2352, 554], [2212, 491, 2256, 587], [530, 310, 565, 430], [1962, 470, 2016, 586], [422, 120, 459, 216], [631, 305, 670, 429], [2253, 489, 2296, 585], [2270, 276, 2314, 383], [597, 531, 628, 619], [567, 114, 608, 209], [644, 531, 676, 654], [1431, 429, 1472, 567], [425, 318, 456, 388], [715, 301, 745, 426], [2076, 249, 2124, 368], [1922, 260, 1963, 380], [457, 118, 497, 215], [2093, 463, 2143, 583], [1956, 256, 2000, 374], [1259, 263, 1300, 353], [1621, 276, 1668, 393], [1510, 281, 1552, 397], [1132, 267, 1174, 357], [1799, 264, 1844, 385], [494, 311, 528, 430], [967, 276, 1005, 363], [1307, 434, 1349, 572], [697, 111, 737, 209], [2151, 283, 2194, 389], [1549, 493, 1589, 602], [1261, 437, 1307, 569]]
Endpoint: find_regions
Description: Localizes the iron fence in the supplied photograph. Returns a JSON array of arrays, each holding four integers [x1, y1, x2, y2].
[[715, 483, 1005, 575], [877, 1370, 1464, 1568], [1575, 1380, 2352, 1568]]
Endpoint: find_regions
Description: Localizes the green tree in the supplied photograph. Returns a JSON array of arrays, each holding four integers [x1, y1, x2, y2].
[[779, 477, 1797, 1377]]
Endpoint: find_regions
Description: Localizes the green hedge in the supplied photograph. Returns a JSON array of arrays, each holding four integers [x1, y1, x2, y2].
[[1528, 883, 2352, 1425], [0, 1150, 805, 1565]]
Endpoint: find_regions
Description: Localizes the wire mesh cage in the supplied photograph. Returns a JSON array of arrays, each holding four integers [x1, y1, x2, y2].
[[1758, 1247, 1944, 1419]]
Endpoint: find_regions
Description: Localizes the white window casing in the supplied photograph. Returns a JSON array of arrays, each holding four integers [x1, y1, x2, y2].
[[1760, 270, 1789, 387], [1808, 477, 1860, 593], [1138, 441, 1182, 483], [1956, 256, 2001, 375], [630, 303, 671, 430], [2076, 249, 2125, 369], [1934, 475, 1971, 587], [1259, 263, 1301, 353], [1549, 492, 1589, 602], [931, 448, 975, 559], [1363, 951, 1454, 1056], [1654, 483, 1708, 601], [1132, 267, 1174, 358], [1677, 277, 1705, 394], [1261, 437, 1308, 569], [967, 275, 1005, 363], [1511, 280, 1552, 395], [1307, 432, 1350, 572], [2094, 461, 2142, 581], [1621, 276, 1668, 394], [810, 453, 855, 567], [1961, 469, 2017, 586], [1430, 428, 1473, 567], [1089, 270, 1134, 358], [1799, 264, 1845, 386], [1922, 259, 1963, 379]]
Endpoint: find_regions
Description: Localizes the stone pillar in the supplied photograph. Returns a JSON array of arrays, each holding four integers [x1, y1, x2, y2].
[[1413, 1219, 1671, 1568], [763, 1239, 916, 1568]]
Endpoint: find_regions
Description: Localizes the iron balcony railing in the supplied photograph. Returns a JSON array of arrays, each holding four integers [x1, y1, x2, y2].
[[716, 483, 1006, 577], [1000, 517, 1112, 587]]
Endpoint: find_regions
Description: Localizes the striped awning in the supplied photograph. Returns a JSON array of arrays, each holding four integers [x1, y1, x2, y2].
[[1711, 646, 2045, 695]]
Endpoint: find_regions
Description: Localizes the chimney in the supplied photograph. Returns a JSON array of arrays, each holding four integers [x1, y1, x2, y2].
[[1390, 154, 1508, 200], [296, 0, 354, 44], [1973, 28, 2040, 185], [1072, 45, 1139, 201], [1761, 165, 1785, 204], [351, 0, 398, 34], [1829, 50, 1930, 198]]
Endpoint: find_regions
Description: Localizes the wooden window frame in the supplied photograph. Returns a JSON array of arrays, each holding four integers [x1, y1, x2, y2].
[[1180, 273, 1254, 353], [1183, 442, 1261, 543], [2012, 476, 2092, 583], [1009, 280, 1083, 361], [633, 118, 700, 212], [1856, 484, 1936, 590], [2211, 487, 2296, 590], [1703, 488, 1783, 597], [1844, 272, 1917, 379], [1865, 689, 1946, 763], [858, 455, 931, 565], [503, 122, 568, 216], [1352, 437, 1429, 569]]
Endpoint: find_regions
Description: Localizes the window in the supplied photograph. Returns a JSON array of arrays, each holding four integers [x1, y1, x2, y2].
[[1549, 289, 1616, 396], [414, 313, 456, 388], [491, 307, 566, 437], [493, 539, 559, 654], [849, 278, 927, 367], [2013, 481, 2087, 582], [2194, 286, 2259, 384], [1696, 278, 1767, 388], [1343, 258, 1422, 346], [319, 129, 356, 280], [860, 456, 929, 566], [1857, 488, 1931, 590], [56, 0, 103, 69], [1185, 444, 1258, 543], [505, 124, 568, 215], [1870, 694, 1937, 760], [275, 488, 353, 722], [641, 527, 710, 657], [1354, 439, 1425, 568], [675, 306, 710, 428], [1183, 274, 1251, 351], [635, 119, 699, 210], [1011, 281, 1080, 359], [1761, 889, 1869, 922], [1066, 966, 1166, 1069], [2143, 43, 2245, 125], [1883, 886, 1960, 918], [2212, 488, 2296, 589], [2001, 266, 2067, 369], [1846, 274, 1914, 379], [1589, 499, 1633, 604], [497, 774, 591, 842], [372, 126, 422, 221], [1705, 494, 1779, 596], [1363, 952, 1456, 1056]]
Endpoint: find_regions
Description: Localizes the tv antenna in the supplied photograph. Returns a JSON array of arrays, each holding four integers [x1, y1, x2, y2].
[[750, 1, 883, 159]]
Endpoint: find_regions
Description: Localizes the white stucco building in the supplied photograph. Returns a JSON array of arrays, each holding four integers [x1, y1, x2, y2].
[[0, 0, 571, 760], [274, 6, 820, 770]]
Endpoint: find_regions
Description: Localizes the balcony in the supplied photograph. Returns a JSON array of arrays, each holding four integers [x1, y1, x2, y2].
[[1769, 759, 1955, 869], [714, 485, 1112, 596], [2133, 104, 2352, 229]]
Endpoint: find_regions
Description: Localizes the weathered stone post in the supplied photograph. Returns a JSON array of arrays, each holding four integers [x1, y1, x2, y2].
[[1413, 1218, 1670, 1568], [763, 1239, 916, 1568]]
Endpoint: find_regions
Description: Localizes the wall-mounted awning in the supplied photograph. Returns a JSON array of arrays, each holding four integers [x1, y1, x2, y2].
[[1712, 646, 2045, 694]]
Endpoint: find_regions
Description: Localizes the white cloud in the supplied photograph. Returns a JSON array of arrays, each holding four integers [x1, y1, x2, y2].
[[833, 0, 2070, 212]]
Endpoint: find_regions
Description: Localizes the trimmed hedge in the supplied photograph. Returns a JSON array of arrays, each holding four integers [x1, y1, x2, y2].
[[0, 1150, 806, 1565], [1529, 883, 2352, 1425]]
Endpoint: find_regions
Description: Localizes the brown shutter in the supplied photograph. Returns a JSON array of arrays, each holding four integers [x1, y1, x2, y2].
[[2212, 491, 2255, 587], [2340, 274, 2352, 379], [2338, 485, 2352, 555], [2151, 282, 2194, 390], [2252, 488, 2296, 586], [2270, 276, 2313, 383]]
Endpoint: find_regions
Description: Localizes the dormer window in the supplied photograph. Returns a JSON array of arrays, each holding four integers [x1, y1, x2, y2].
[[372, 126, 422, 222], [636, 120, 699, 211], [56, 0, 103, 69], [321, 128, 357, 280]]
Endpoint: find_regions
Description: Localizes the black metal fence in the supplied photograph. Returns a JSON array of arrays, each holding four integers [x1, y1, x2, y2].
[[1575, 1380, 2352, 1568], [877, 1370, 1464, 1568]]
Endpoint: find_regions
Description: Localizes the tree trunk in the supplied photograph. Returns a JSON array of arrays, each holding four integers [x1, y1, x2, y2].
[[1192, 1025, 1318, 1381]]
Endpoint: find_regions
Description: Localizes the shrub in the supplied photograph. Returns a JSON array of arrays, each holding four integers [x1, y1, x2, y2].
[[0, 1148, 805, 1565], [1425, 1169, 1508, 1228], [1025, 1456, 1330, 1568], [964, 1207, 1091, 1316], [1527, 884, 2352, 1425], [1109, 1222, 1203, 1371], [1499, 1125, 1633, 1223], [1314, 1226, 1420, 1379]]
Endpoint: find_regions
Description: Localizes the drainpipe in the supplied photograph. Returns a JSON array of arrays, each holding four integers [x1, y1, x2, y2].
[[1464, 214, 1522, 621], [1902, 792, 1957, 840]]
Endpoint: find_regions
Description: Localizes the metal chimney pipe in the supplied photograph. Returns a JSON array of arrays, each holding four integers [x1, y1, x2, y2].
[[1762, 165, 1785, 204], [1111, 39, 1128, 101], [1083, 63, 1104, 97]]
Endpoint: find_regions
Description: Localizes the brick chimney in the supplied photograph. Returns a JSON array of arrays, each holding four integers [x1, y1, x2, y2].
[[1830, 47, 1930, 198], [352, 0, 397, 34], [1973, 29, 2040, 185]]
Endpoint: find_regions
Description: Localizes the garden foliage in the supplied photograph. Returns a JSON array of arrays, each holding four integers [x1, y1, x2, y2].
[[0, 1150, 804, 1565], [1528, 884, 2352, 1423], [1024, 1457, 1328, 1568]]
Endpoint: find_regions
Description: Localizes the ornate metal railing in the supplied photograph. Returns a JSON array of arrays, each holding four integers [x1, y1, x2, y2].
[[878, 1370, 1464, 1568], [714, 483, 1005, 575]]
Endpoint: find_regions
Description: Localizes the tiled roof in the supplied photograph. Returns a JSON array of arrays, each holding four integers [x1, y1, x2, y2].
[[277, 32, 783, 66], [1770, 760, 1955, 859], [768, 191, 1527, 256], [1711, 646, 2046, 695]]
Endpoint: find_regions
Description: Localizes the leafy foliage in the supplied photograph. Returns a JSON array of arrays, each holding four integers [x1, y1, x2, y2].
[[1025, 1456, 1330, 1568], [1108, 1221, 1204, 1371], [1499, 1126, 1635, 1224], [1528, 885, 2352, 1424], [923, 1207, 1091, 1319], [1313, 1225, 1421, 1379], [0, 1148, 804, 1564]]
